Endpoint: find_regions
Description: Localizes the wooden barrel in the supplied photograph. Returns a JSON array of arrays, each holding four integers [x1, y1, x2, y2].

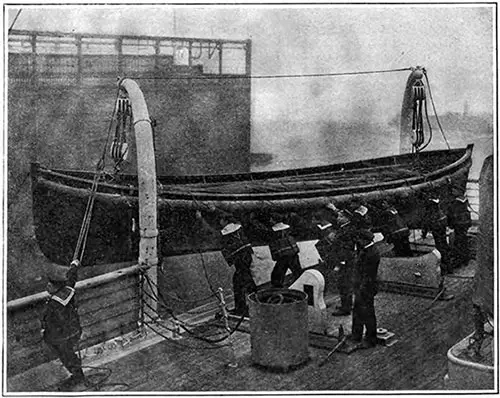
[[248, 288, 309, 370]]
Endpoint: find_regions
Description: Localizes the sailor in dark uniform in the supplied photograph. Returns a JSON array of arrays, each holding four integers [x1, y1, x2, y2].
[[351, 201, 373, 231], [314, 220, 337, 269], [447, 189, 472, 269], [41, 259, 85, 388], [331, 210, 357, 316], [422, 195, 450, 274], [380, 200, 412, 257], [219, 215, 257, 317], [269, 217, 303, 288], [350, 230, 380, 349]]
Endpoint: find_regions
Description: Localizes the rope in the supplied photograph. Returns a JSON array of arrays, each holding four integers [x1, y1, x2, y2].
[[8, 9, 22, 33], [417, 97, 433, 152], [131, 66, 413, 81], [143, 321, 230, 350], [157, 266, 219, 304], [72, 87, 123, 263], [423, 70, 450, 150], [141, 272, 245, 343]]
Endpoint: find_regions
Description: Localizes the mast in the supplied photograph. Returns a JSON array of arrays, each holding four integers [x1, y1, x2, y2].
[[119, 78, 158, 319]]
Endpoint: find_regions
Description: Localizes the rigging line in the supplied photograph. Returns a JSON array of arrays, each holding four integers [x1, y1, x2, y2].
[[142, 274, 244, 340], [150, 267, 219, 304], [73, 88, 124, 262], [141, 274, 214, 330], [141, 298, 233, 345], [130, 66, 413, 81], [417, 97, 433, 152], [143, 321, 230, 350], [423, 71, 450, 150], [198, 249, 223, 298], [140, 289, 232, 339], [73, 171, 102, 261], [8, 9, 22, 33]]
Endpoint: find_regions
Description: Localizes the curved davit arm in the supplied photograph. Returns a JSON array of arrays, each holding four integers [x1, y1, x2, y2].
[[118, 78, 158, 270]]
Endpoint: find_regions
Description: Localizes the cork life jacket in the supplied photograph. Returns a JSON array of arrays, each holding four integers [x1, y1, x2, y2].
[[220, 223, 253, 266], [448, 196, 471, 229], [269, 227, 299, 261]]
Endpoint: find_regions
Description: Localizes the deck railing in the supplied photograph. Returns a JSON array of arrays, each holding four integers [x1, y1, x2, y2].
[[6, 263, 140, 376], [8, 29, 251, 85]]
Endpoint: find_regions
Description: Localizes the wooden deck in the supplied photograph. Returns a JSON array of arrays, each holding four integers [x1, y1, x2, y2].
[[9, 260, 488, 393]]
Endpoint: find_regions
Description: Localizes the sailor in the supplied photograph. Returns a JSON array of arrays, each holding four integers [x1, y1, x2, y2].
[[422, 194, 450, 274], [314, 219, 337, 268], [349, 230, 380, 349], [219, 214, 257, 317], [350, 200, 373, 231], [380, 200, 412, 257], [331, 210, 357, 316], [447, 188, 472, 270], [269, 214, 303, 288], [41, 259, 85, 389]]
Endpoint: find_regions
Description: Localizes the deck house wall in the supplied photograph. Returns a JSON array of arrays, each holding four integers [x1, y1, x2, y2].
[[8, 29, 252, 176]]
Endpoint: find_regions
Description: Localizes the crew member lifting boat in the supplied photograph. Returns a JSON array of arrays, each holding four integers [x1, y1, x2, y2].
[[269, 215, 303, 288], [349, 230, 380, 349], [41, 260, 85, 389], [380, 200, 412, 257], [422, 195, 450, 274], [331, 210, 357, 316]]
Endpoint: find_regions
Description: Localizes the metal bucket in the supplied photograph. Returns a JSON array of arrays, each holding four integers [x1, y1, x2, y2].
[[248, 288, 309, 370]]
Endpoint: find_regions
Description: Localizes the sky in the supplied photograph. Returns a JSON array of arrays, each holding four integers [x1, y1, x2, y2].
[[5, 4, 496, 168]]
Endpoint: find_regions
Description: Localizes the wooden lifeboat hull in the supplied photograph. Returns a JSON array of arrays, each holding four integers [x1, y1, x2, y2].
[[30, 145, 473, 265]]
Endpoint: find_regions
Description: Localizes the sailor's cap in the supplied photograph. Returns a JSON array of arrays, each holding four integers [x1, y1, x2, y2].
[[272, 222, 290, 232], [354, 205, 368, 216], [317, 223, 333, 231], [221, 223, 242, 235]]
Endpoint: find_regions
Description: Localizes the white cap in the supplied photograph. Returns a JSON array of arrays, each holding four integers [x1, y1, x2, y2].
[[272, 222, 290, 232], [354, 205, 368, 216], [429, 198, 440, 203], [317, 223, 333, 231], [326, 203, 338, 211], [221, 223, 241, 235]]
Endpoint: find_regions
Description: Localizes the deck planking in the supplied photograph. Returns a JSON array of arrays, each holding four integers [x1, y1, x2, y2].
[[45, 271, 481, 393]]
